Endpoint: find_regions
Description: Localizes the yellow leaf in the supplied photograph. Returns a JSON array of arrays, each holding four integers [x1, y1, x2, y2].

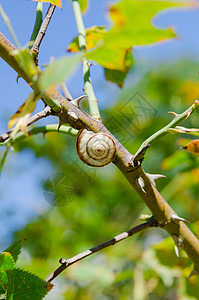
[[8, 93, 38, 129], [33, 0, 62, 8], [67, 26, 107, 52], [8, 92, 40, 136]]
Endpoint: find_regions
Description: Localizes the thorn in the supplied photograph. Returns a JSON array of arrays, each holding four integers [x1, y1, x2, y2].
[[187, 265, 199, 280], [168, 111, 180, 118], [16, 74, 21, 83], [139, 214, 152, 221], [67, 111, 78, 122], [185, 111, 192, 119], [137, 177, 146, 193], [146, 173, 166, 187], [71, 95, 87, 108], [174, 244, 180, 258], [170, 213, 191, 225], [59, 258, 66, 264], [88, 62, 96, 68], [172, 234, 184, 258]]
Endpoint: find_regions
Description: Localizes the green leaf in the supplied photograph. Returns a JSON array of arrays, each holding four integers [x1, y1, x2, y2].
[[79, 0, 88, 13], [86, 0, 183, 74], [3, 240, 25, 263], [104, 48, 133, 87], [39, 54, 82, 90], [33, 0, 62, 8], [0, 253, 15, 295], [6, 268, 53, 300]]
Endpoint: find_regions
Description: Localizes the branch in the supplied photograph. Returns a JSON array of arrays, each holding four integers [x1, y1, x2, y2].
[[72, 0, 101, 120], [1, 32, 199, 272], [32, 4, 56, 53], [0, 106, 52, 143], [0, 124, 78, 146], [46, 217, 158, 282]]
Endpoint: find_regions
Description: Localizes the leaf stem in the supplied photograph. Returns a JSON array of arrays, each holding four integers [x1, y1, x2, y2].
[[72, 0, 101, 120]]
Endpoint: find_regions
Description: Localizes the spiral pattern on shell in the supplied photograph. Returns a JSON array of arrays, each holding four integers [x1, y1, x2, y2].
[[75, 129, 116, 167]]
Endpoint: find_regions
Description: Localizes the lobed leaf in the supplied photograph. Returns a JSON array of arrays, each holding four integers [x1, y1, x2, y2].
[[88, 0, 182, 70], [6, 268, 53, 300], [69, 0, 184, 86]]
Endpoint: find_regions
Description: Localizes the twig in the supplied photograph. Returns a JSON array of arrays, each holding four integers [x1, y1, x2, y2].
[[46, 217, 157, 282], [29, 2, 43, 49], [0, 106, 52, 143], [0, 124, 78, 146], [60, 82, 73, 100], [32, 4, 56, 52], [134, 100, 199, 159], [72, 0, 101, 120]]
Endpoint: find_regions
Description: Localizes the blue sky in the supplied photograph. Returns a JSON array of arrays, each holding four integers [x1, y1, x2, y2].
[[1, 0, 199, 249]]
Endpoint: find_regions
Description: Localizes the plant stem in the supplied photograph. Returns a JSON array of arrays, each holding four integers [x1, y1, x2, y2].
[[0, 124, 78, 146], [72, 0, 101, 120], [46, 217, 157, 282], [135, 100, 199, 156], [29, 2, 43, 49]]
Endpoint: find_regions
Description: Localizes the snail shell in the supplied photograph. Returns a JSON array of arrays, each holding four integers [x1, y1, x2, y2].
[[75, 129, 116, 167]]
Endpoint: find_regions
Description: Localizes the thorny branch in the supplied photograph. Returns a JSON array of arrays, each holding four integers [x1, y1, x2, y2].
[[46, 217, 158, 282], [0, 32, 199, 277]]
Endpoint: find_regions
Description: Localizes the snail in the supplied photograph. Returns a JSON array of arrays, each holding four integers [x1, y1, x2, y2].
[[75, 129, 116, 167]]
